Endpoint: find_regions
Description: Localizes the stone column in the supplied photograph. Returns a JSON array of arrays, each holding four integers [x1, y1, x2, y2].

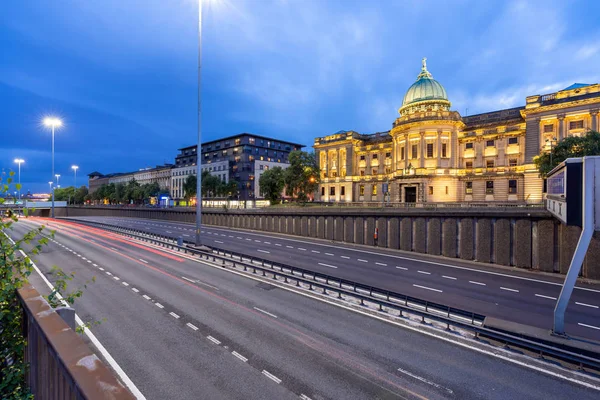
[[591, 109, 599, 132], [419, 131, 425, 168], [557, 114, 565, 140], [436, 130, 441, 166], [404, 136, 409, 167]]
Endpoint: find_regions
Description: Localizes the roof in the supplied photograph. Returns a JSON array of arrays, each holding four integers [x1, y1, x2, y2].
[[463, 106, 525, 129], [402, 58, 448, 107], [192, 133, 305, 149], [562, 83, 591, 91]]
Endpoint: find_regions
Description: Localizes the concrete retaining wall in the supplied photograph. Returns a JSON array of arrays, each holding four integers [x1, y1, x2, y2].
[[63, 206, 600, 280]]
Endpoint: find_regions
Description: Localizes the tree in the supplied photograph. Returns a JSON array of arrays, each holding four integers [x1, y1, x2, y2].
[[284, 150, 320, 202], [223, 180, 239, 199], [534, 130, 600, 176], [259, 167, 286, 204], [183, 174, 197, 201], [74, 186, 89, 204]]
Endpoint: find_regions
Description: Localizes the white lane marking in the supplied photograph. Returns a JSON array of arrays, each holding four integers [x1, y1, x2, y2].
[[358, 259, 368, 263], [253, 307, 278, 318], [417, 270, 431, 275], [311, 250, 320, 253], [186, 322, 199, 331], [132, 288, 139, 293], [325, 252, 334, 256], [228, 235, 234, 238], [396, 266, 408, 270], [578, 323, 600, 330], [236, 236, 242, 239], [576, 302, 599, 309], [375, 262, 387, 266], [257, 249, 270, 254], [469, 281, 486, 286], [106, 271, 112, 276], [110, 247, 117, 251], [202, 227, 600, 294], [183, 234, 190, 237], [262, 370, 282, 384], [220, 234, 227, 237], [298, 248, 307, 251], [81, 257, 87, 260], [11, 241, 147, 399], [122, 282, 130, 286], [397, 367, 453, 395], [341, 256, 350, 259], [166, 231, 172, 233], [214, 240, 224, 244], [139, 258, 148, 264], [99, 267, 104, 271], [318, 262, 338, 269], [535, 294, 557, 300], [182, 276, 196, 283], [207, 336, 221, 345], [113, 277, 120, 281], [142, 295, 151, 300], [286, 245, 294, 249], [264, 241, 271, 245], [155, 303, 164, 309], [87, 260, 92, 263], [245, 238, 252, 241], [169, 312, 180, 319], [413, 284, 443, 293], [501, 287, 519, 293], [275, 243, 282, 246], [442, 275, 457, 280], [232, 351, 248, 362], [255, 240, 262, 243], [300, 395, 312, 400]]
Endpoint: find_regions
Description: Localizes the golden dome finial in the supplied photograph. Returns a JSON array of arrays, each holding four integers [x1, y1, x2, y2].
[[422, 57, 427, 71]]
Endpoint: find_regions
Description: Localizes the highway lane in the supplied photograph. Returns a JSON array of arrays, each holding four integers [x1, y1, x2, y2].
[[9, 218, 600, 400], [64, 216, 600, 341]]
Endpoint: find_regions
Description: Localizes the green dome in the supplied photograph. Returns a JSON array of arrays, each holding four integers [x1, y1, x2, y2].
[[402, 58, 448, 106]]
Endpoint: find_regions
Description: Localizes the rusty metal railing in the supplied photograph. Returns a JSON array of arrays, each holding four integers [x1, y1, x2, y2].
[[18, 283, 136, 400]]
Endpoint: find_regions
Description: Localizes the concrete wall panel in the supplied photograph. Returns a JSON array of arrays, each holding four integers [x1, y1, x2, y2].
[[476, 219, 492, 263], [442, 219, 457, 258], [413, 218, 426, 253], [427, 218, 441, 256], [494, 219, 511, 266]]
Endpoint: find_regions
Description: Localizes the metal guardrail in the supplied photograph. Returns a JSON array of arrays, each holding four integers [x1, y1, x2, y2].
[[64, 218, 600, 373]]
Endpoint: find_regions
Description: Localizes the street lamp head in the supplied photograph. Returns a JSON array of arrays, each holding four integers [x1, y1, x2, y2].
[[55, 174, 61, 178], [43, 117, 63, 128], [48, 181, 53, 185], [72, 165, 79, 171], [14, 158, 25, 164]]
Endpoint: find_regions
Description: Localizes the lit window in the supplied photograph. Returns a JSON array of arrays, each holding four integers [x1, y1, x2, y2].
[[234, 138, 241, 145], [465, 161, 473, 169], [465, 142, 473, 149], [426, 143, 434, 158], [372, 169, 377, 175], [441, 143, 447, 158], [360, 155, 365, 161], [360, 170, 365, 176], [385, 152, 391, 158], [465, 181, 473, 194], [544, 124, 554, 133], [260, 165, 263, 170], [509, 179, 517, 194], [486, 140, 494, 147], [372, 154, 378, 159], [486, 180, 494, 194], [569, 120, 584, 130], [359, 185, 365, 196], [330, 187, 335, 196], [400, 147, 405, 159], [411, 145, 418, 159], [486, 160, 494, 168], [445, 186, 448, 195], [428, 186, 433, 195], [249, 138, 255, 144], [372, 185, 377, 195], [508, 137, 518, 145], [509, 159, 517, 167]]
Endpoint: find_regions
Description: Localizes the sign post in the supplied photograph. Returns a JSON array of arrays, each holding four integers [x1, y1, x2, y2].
[[547, 156, 600, 336]]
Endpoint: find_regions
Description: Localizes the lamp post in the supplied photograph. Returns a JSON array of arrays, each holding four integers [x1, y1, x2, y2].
[[546, 137, 558, 166], [194, 0, 204, 247], [13, 158, 24, 200], [43, 117, 63, 218], [72, 165, 79, 205], [48, 181, 53, 197]]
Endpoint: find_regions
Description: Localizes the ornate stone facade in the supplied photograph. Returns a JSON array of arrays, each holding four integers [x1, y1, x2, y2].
[[314, 60, 600, 203]]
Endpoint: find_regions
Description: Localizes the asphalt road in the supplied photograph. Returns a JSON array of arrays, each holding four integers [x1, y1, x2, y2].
[[8, 218, 599, 400], [63, 215, 600, 341]]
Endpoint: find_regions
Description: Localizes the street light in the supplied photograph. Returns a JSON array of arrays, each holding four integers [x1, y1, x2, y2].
[[43, 117, 63, 218], [72, 165, 79, 205], [13, 158, 24, 200], [55, 174, 61, 186], [194, 0, 204, 247], [546, 137, 558, 165]]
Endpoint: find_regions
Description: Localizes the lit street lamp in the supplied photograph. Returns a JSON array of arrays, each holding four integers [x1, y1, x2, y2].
[[72, 165, 79, 205], [55, 174, 61, 186], [194, 0, 204, 247], [13, 158, 24, 200], [546, 137, 558, 166], [43, 117, 63, 218], [48, 181, 53, 195]]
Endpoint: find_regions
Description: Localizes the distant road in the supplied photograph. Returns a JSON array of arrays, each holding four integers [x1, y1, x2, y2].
[[63, 215, 600, 341], [8, 218, 599, 400]]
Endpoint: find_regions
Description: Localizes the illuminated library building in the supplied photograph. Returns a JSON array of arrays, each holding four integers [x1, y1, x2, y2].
[[314, 58, 600, 203]]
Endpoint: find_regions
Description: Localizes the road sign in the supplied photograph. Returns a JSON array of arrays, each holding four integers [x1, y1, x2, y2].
[[545, 158, 582, 226]]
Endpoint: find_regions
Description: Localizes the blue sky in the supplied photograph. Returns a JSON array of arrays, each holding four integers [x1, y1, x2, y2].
[[1, 0, 600, 193]]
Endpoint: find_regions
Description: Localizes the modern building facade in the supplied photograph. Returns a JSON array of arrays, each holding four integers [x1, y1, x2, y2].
[[87, 164, 173, 194], [314, 58, 600, 203], [171, 134, 304, 201]]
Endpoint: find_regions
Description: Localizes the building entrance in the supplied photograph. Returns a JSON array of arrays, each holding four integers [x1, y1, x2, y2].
[[405, 186, 417, 203]]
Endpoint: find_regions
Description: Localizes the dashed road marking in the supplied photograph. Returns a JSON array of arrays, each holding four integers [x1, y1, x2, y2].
[[535, 294, 557, 300], [169, 312, 180, 319], [311, 250, 320, 253], [469, 281, 486, 286], [214, 240, 224, 244], [232, 351, 248, 362], [106, 271, 112, 276], [500, 287, 519, 293], [275, 243, 282, 246], [257, 249, 270, 254], [576, 302, 599, 309], [341, 256, 350, 259], [417, 270, 431, 275], [396, 266, 408, 270], [253, 307, 278, 318], [142, 294, 151, 300], [113, 276, 120, 281], [207, 336, 221, 345], [155, 303, 164, 309], [300, 395, 312, 400], [286, 245, 294, 249], [264, 241, 271, 245], [132, 288, 139, 293], [318, 262, 338, 269], [357, 259, 368, 263], [298, 248, 307, 251], [375, 262, 387, 266], [325, 252, 334, 256], [413, 284, 443, 293], [397, 367, 453, 395], [254, 240, 261, 243], [99, 267, 104, 270], [122, 282, 129, 286], [139, 258, 148, 264], [182, 276, 196, 283], [186, 322, 198, 331], [262, 370, 282, 384], [578, 323, 600, 330], [442, 275, 457, 280]]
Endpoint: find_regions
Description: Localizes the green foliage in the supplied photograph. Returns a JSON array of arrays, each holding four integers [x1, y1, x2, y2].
[[52, 185, 89, 204], [534, 130, 600, 176], [284, 151, 320, 202], [92, 178, 165, 204], [259, 167, 285, 205], [183, 175, 197, 200], [1, 173, 98, 398]]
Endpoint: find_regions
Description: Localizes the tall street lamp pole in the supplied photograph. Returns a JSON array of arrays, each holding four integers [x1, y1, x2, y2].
[[44, 117, 62, 218], [72, 165, 79, 204], [13, 158, 24, 200], [194, 0, 203, 246]]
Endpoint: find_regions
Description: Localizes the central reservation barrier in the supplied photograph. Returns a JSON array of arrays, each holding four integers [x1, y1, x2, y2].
[[60, 206, 600, 280]]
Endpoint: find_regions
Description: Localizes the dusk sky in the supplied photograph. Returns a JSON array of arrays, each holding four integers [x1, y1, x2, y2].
[[2, 0, 600, 193]]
